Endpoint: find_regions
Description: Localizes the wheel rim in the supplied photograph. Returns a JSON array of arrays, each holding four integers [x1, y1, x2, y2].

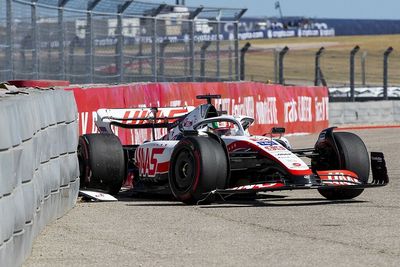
[[173, 149, 196, 191]]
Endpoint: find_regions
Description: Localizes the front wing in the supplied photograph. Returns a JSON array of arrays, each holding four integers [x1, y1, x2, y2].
[[212, 152, 389, 195]]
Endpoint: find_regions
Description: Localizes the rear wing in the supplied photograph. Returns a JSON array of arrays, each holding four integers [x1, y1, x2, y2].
[[95, 106, 195, 134]]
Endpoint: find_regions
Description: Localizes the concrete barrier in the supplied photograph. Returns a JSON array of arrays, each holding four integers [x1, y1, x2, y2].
[[329, 101, 400, 125], [0, 87, 79, 267]]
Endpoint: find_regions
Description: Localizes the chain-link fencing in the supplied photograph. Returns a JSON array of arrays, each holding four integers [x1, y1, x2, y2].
[[243, 44, 400, 89], [0, 0, 246, 84]]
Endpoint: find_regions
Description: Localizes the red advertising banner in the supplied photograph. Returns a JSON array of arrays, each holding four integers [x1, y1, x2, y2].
[[65, 82, 329, 144]]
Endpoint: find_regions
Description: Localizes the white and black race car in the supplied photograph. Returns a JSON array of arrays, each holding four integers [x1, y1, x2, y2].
[[78, 95, 388, 204]]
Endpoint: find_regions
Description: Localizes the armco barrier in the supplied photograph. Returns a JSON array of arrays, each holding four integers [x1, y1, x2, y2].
[[65, 82, 329, 144], [0, 87, 79, 267], [330, 101, 400, 125]]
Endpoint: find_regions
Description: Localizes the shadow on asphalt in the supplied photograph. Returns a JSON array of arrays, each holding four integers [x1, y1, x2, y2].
[[116, 190, 367, 208], [202, 198, 367, 208]]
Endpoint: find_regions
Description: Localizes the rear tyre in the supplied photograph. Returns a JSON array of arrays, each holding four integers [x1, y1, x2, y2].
[[169, 136, 228, 204], [314, 132, 370, 200], [78, 134, 125, 195]]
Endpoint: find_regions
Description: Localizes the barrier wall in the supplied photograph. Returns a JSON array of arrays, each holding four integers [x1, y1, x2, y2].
[[0, 87, 79, 267], [330, 101, 400, 125], [66, 82, 329, 144]]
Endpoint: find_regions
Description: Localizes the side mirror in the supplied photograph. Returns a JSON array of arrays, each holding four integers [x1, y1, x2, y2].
[[271, 127, 285, 134]]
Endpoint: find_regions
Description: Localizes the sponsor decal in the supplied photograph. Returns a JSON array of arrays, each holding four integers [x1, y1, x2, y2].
[[135, 147, 166, 177], [257, 140, 276, 146], [230, 182, 284, 191], [263, 145, 286, 152], [318, 171, 361, 185], [70, 82, 329, 144]]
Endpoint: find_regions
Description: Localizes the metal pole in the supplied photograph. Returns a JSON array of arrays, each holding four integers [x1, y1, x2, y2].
[[233, 9, 247, 81], [116, 1, 134, 83], [314, 47, 324, 86], [116, 13, 124, 83], [349, 45, 360, 102], [58, 0, 69, 80], [200, 41, 211, 81], [6, 0, 13, 80], [361, 51, 367, 86], [234, 21, 239, 81], [188, 7, 202, 82], [228, 44, 232, 80], [383, 46, 393, 100], [159, 39, 170, 79], [85, 0, 101, 83], [278, 46, 289, 84], [216, 15, 221, 81], [149, 4, 166, 82], [184, 40, 188, 80], [189, 20, 195, 81], [274, 48, 279, 83], [240, 42, 251, 81], [32, 0, 39, 79], [68, 37, 76, 82], [138, 36, 143, 77], [85, 11, 93, 83], [151, 18, 157, 82], [58, 8, 65, 80]]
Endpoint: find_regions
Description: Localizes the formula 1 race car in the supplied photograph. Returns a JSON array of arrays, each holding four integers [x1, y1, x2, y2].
[[78, 95, 389, 204]]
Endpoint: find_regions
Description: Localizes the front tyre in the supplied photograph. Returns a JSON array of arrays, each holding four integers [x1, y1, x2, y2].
[[169, 136, 228, 204], [314, 132, 370, 200]]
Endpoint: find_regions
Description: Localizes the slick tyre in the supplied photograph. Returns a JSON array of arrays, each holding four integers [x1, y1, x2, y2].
[[78, 134, 125, 195], [169, 136, 228, 204], [316, 132, 370, 200]]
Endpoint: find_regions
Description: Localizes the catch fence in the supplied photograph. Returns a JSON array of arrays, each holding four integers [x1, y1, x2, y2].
[[0, 0, 246, 84]]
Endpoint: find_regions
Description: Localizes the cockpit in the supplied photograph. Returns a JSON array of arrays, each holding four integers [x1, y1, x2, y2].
[[193, 116, 247, 137]]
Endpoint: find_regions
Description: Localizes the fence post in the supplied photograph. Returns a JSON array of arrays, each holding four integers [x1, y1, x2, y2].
[[150, 5, 166, 82], [228, 45, 232, 80], [85, 0, 101, 83], [314, 47, 324, 86], [159, 39, 170, 79], [116, 2, 132, 83], [349, 45, 360, 102], [383, 46, 393, 100], [68, 37, 77, 81], [138, 35, 143, 77], [85, 11, 93, 82], [31, 0, 39, 79], [234, 22, 239, 81], [274, 49, 279, 83], [188, 20, 194, 81], [151, 19, 157, 82], [116, 13, 124, 83], [234, 9, 246, 81], [188, 8, 202, 82], [215, 11, 222, 81], [240, 42, 251, 81], [200, 41, 211, 81], [361, 51, 367, 86], [6, 0, 13, 80], [278, 46, 289, 84], [58, 0, 69, 80]]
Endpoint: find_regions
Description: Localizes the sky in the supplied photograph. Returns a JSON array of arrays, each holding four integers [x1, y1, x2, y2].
[[152, 0, 400, 20]]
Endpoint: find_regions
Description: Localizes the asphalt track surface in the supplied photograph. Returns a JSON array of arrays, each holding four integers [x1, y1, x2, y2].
[[24, 128, 400, 267]]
